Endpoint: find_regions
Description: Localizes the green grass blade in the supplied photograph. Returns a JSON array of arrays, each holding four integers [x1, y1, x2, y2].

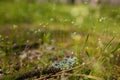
[[103, 37, 115, 52], [111, 43, 120, 53], [82, 34, 89, 51]]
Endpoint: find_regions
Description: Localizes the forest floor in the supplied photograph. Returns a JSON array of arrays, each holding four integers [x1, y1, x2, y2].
[[0, 2, 120, 80]]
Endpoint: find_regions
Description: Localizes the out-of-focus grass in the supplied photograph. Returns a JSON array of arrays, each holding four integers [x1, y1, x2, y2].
[[0, 2, 74, 25], [0, 2, 120, 80], [0, 2, 120, 36]]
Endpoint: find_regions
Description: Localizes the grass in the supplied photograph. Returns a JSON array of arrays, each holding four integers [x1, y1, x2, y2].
[[0, 2, 74, 25], [0, 2, 120, 80]]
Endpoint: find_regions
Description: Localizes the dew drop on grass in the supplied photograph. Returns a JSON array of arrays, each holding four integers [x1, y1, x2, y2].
[[71, 51, 74, 55], [51, 39, 55, 43], [12, 24, 18, 29], [98, 38, 103, 48], [34, 31, 37, 34], [71, 21, 74, 24], [47, 46, 55, 50], [38, 23, 42, 26], [82, 62, 85, 65], [71, 32, 77, 36], [26, 40, 30, 43], [38, 29, 41, 32], [19, 52, 27, 60], [71, 32, 81, 41], [50, 18, 54, 21], [104, 49, 108, 53], [99, 17, 106, 22]]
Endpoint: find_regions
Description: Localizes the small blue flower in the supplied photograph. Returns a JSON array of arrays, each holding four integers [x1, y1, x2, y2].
[[51, 57, 77, 70]]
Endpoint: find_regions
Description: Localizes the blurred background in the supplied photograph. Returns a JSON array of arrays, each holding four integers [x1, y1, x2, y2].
[[0, 0, 120, 80], [0, 0, 120, 24]]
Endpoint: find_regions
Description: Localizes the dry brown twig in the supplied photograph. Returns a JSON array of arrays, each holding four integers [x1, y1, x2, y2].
[[52, 73, 103, 80], [38, 62, 103, 80], [38, 63, 85, 80], [38, 72, 103, 80]]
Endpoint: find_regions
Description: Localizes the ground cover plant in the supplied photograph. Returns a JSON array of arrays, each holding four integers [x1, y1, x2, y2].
[[0, 1, 120, 80]]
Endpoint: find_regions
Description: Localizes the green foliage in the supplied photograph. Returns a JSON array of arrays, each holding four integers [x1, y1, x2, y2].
[[0, 2, 120, 80], [0, 2, 74, 24]]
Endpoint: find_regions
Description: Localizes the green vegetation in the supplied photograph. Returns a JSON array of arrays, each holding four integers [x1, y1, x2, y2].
[[0, 2, 74, 24], [0, 2, 120, 80]]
